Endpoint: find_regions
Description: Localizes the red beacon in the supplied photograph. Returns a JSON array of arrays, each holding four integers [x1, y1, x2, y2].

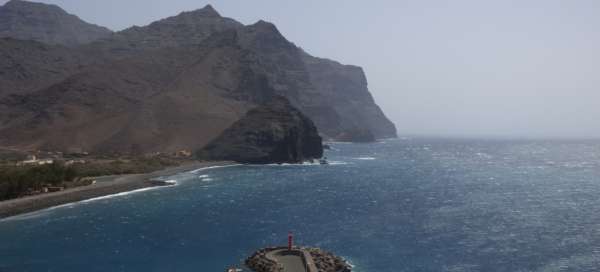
[[288, 232, 293, 250]]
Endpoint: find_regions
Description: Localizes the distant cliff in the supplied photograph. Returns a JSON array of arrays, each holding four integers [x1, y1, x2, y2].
[[0, 1, 396, 155], [301, 54, 397, 139], [197, 96, 323, 164]]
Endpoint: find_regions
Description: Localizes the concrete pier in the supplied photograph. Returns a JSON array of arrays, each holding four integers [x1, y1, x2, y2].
[[245, 246, 351, 272]]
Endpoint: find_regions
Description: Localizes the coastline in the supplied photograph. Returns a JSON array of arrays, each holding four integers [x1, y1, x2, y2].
[[0, 161, 230, 219]]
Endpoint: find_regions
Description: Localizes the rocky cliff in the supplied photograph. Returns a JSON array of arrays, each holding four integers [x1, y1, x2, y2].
[[0, 2, 396, 154], [0, 0, 112, 46], [197, 96, 323, 164], [301, 54, 397, 139]]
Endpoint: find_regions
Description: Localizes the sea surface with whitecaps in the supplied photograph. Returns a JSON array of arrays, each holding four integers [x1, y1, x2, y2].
[[2, 138, 600, 271]]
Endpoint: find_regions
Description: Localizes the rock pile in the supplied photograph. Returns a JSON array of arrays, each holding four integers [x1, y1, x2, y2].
[[245, 247, 283, 272], [306, 248, 352, 272]]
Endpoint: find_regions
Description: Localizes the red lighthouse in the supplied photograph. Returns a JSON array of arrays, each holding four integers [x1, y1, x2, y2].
[[288, 232, 293, 250]]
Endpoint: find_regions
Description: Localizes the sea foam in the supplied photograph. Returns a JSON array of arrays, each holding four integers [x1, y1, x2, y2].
[[189, 164, 240, 174]]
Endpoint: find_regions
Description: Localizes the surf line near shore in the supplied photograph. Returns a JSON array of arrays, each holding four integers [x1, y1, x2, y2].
[[0, 161, 237, 221]]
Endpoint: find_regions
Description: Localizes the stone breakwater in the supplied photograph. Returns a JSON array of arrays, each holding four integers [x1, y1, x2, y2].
[[245, 247, 283, 272], [306, 248, 351, 272], [245, 246, 351, 272]]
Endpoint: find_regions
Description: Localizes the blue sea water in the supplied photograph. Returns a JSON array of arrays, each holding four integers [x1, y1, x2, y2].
[[2, 138, 600, 271]]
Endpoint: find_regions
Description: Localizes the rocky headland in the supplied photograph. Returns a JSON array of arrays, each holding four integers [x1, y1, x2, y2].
[[197, 96, 323, 164]]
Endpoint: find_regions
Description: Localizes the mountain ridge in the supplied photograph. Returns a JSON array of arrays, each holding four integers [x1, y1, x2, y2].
[[0, 0, 112, 46], [0, 1, 396, 154]]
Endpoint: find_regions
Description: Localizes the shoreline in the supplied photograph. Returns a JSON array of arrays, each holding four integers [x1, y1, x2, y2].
[[0, 161, 230, 219]]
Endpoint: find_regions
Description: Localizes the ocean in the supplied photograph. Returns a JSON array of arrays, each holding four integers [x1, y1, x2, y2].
[[2, 138, 600, 271]]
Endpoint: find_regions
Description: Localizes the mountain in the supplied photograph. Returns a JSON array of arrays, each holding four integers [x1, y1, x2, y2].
[[197, 96, 323, 164], [0, 2, 396, 154], [0, 0, 112, 46]]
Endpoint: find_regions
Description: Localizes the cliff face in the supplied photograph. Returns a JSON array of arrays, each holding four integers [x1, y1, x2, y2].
[[0, 2, 396, 154], [232, 20, 397, 140], [0, 0, 112, 46], [301, 54, 398, 139], [197, 96, 323, 164]]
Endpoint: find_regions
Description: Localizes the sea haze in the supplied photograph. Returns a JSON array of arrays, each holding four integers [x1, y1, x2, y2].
[[2, 139, 600, 271]]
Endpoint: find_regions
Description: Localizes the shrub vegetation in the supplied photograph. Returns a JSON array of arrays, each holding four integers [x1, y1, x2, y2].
[[0, 157, 180, 201]]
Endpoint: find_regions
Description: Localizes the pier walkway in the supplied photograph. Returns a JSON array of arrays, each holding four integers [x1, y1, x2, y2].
[[265, 248, 318, 272], [275, 254, 305, 272]]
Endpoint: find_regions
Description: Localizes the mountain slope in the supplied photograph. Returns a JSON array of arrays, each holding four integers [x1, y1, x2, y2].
[[0, 38, 100, 98], [0, 0, 112, 46], [0, 31, 271, 153]]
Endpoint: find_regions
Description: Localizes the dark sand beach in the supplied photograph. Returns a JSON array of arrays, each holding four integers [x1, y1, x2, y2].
[[0, 161, 230, 219]]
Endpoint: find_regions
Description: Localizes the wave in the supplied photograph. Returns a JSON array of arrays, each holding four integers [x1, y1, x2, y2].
[[189, 164, 241, 174], [341, 256, 358, 270], [324, 141, 353, 144], [328, 161, 348, 165], [355, 157, 376, 160], [163, 179, 177, 185], [80, 186, 163, 203], [2, 186, 163, 222], [258, 160, 349, 166]]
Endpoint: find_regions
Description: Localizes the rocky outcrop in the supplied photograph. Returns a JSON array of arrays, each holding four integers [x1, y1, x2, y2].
[[0, 0, 112, 46], [197, 96, 323, 164]]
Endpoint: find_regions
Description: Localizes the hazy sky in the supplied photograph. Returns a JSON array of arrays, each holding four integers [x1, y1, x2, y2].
[[3, 0, 600, 139]]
